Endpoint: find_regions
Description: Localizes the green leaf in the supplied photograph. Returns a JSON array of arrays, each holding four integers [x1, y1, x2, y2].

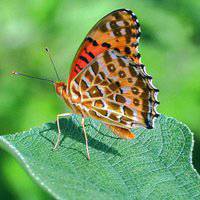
[[0, 115, 199, 199]]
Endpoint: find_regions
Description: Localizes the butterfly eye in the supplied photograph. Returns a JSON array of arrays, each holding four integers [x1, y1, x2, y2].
[[55, 82, 66, 96]]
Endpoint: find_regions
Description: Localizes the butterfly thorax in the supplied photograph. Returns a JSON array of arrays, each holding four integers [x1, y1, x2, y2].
[[55, 82, 67, 96], [55, 82, 71, 108], [55, 81, 83, 115]]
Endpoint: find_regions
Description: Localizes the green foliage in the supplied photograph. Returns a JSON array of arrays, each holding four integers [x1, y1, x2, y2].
[[1, 0, 200, 198], [0, 115, 199, 200]]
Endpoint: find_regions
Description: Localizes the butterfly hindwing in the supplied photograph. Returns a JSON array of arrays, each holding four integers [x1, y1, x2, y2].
[[70, 50, 159, 129], [68, 9, 141, 86]]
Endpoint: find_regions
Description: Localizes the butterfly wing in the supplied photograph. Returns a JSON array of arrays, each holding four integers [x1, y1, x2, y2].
[[69, 50, 159, 129], [68, 9, 141, 86]]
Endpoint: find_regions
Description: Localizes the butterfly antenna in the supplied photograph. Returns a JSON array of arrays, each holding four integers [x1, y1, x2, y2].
[[45, 47, 61, 81], [11, 71, 54, 84]]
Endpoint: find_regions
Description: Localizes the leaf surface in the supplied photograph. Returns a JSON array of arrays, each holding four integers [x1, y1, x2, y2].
[[0, 115, 199, 200]]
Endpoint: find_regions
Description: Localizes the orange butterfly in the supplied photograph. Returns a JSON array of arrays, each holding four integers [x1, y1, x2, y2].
[[13, 9, 159, 160]]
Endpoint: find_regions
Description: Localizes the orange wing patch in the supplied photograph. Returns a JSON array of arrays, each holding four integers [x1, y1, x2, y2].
[[68, 9, 141, 86], [107, 125, 135, 139]]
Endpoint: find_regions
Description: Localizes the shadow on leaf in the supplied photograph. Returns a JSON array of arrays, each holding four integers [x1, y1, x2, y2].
[[39, 118, 121, 158]]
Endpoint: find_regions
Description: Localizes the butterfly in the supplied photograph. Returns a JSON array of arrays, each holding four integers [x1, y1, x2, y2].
[[53, 9, 159, 160], [13, 9, 159, 160]]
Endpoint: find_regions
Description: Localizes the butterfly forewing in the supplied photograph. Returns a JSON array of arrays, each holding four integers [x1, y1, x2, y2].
[[69, 50, 159, 129], [68, 9, 141, 85]]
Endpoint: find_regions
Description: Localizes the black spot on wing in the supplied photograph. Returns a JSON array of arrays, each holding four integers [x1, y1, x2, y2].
[[124, 46, 131, 54], [103, 51, 112, 63], [84, 48, 95, 59], [79, 56, 89, 64], [102, 42, 111, 48]]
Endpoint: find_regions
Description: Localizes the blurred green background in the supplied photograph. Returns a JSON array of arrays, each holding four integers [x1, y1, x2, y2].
[[0, 0, 199, 199]]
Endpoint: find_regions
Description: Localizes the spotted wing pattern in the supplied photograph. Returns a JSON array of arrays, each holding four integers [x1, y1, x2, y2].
[[69, 50, 159, 130], [68, 9, 141, 86]]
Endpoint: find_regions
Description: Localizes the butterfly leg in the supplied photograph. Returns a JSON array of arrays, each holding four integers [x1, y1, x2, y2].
[[81, 117, 90, 160], [53, 113, 73, 150]]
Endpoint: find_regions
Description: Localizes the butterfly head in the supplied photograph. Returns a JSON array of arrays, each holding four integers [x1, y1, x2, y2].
[[55, 82, 67, 96]]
